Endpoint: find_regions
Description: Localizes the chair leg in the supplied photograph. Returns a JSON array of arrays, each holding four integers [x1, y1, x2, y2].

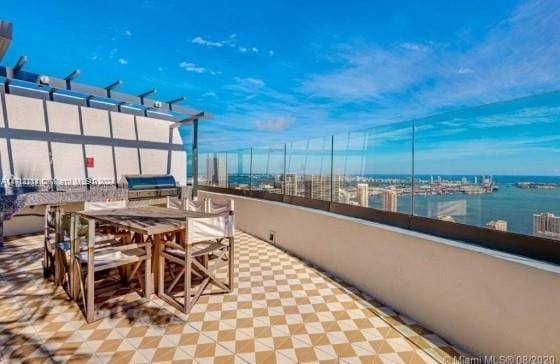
[[184, 244, 192, 314], [75, 260, 87, 315], [158, 242, 164, 297], [146, 243, 152, 297], [228, 237, 234, 292]]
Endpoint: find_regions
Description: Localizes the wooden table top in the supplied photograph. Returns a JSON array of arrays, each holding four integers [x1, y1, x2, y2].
[[76, 206, 220, 235]]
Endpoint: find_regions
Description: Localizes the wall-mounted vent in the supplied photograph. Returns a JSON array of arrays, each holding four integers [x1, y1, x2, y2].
[[268, 230, 276, 244]]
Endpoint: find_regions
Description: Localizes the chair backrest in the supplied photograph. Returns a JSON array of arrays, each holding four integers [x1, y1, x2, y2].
[[207, 199, 234, 215], [45, 205, 62, 244], [166, 197, 184, 210], [185, 198, 207, 212], [84, 200, 127, 211]]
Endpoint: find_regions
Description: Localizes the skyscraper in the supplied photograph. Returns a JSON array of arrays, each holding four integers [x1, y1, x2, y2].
[[533, 213, 560, 240], [303, 175, 341, 201], [338, 189, 351, 204], [381, 189, 398, 212], [281, 173, 298, 196], [206, 156, 227, 187], [486, 220, 508, 231], [356, 183, 369, 207]]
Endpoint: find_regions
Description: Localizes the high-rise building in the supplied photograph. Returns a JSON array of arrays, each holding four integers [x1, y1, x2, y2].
[[303, 175, 341, 201], [356, 183, 369, 207], [533, 213, 560, 240], [206, 156, 227, 187], [338, 189, 351, 204], [381, 189, 398, 212], [281, 173, 298, 196], [486, 220, 508, 231]]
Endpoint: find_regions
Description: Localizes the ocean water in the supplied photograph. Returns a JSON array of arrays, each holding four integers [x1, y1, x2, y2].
[[368, 175, 560, 235], [228, 174, 560, 236], [374, 185, 560, 235]]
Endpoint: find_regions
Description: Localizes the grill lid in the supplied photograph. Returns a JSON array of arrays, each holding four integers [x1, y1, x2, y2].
[[120, 174, 176, 190]]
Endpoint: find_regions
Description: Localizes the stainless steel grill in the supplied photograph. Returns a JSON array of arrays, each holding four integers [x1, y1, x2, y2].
[[119, 175, 180, 201]]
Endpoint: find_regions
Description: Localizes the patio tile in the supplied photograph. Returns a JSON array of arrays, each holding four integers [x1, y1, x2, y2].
[[0, 231, 464, 363]]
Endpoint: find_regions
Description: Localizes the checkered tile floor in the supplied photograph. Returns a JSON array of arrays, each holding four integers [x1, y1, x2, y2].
[[0, 231, 467, 363]]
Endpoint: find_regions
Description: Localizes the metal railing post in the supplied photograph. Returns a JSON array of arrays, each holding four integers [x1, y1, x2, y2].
[[192, 119, 199, 198], [330, 135, 334, 202], [249, 147, 253, 190], [411, 120, 415, 215], [283, 143, 287, 195], [225, 152, 228, 188]]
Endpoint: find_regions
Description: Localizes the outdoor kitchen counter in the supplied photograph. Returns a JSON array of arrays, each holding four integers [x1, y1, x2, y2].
[[0, 188, 128, 247]]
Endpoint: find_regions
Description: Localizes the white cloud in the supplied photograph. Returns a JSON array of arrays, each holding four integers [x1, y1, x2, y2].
[[191, 33, 266, 57], [203, 91, 217, 97], [124, 30, 132, 36], [157, 66, 163, 71], [118, 58, 128, 65], [179, 61, 206, 73], [399, 42, 429, 52], [192, 36, 226, 47], [268, 50, 275, 56], [302, 0, 560, 115], [457, 67, 474, 74], [302, 44, 433, 99], [255, 117, 295, 132], [232, 77, 265, 90], [108, 48, 118, 59]]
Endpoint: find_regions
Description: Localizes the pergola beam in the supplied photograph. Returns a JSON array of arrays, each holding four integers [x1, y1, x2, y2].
[[166, 96, 186, 111], [64, 69, 80, 90], [104, 80, 122, 98], [168, 112, 206, 129], [13, 55, 26, 72], [138, 89, 156, 105]]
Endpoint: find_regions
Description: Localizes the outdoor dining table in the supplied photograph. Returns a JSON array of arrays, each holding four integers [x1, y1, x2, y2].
[[70, 206, 228, 301]]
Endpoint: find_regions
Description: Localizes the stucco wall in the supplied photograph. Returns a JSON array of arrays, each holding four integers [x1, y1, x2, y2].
[[47, 101, 81, 135], [110, 112, 136, 140], [10, 139, 50, 179], [200, 191, 560, 357], [0, 93, 188, 185], [5, 94, 45, 131], [51, 142, 85, 179]]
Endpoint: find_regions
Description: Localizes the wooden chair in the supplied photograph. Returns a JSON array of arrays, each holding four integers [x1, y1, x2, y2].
[[166, 197, 186, 210], [43, 204, 64, 279], [157, 200, 234, 313], [72, 216, 152, 323], [184, 198, 207, 212], [84, 200, 130, 238], [52, 203, 131, 298], [207, 199, 233, 215]]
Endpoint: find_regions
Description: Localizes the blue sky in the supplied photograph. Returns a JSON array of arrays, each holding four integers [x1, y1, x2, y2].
[[2, 0, 560, 174]]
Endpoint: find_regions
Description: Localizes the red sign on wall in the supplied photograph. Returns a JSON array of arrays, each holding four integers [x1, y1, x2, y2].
[[86, 157, 94, 168]]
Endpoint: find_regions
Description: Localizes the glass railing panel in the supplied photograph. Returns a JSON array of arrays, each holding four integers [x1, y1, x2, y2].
[[251, 144, 285, 193], [333, 122, 413, 212], [198, 152, 210, 186], [225, 148, 252, 189], [413, 90, 560, 237], [199, 152, 228, 187], [286, 136, 332, 200]]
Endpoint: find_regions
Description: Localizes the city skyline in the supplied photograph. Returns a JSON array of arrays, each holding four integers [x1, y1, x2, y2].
[[207, 171, 560, 240]]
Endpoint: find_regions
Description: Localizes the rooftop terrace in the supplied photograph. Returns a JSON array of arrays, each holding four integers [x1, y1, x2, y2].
[[0, 230, 464, 363]]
